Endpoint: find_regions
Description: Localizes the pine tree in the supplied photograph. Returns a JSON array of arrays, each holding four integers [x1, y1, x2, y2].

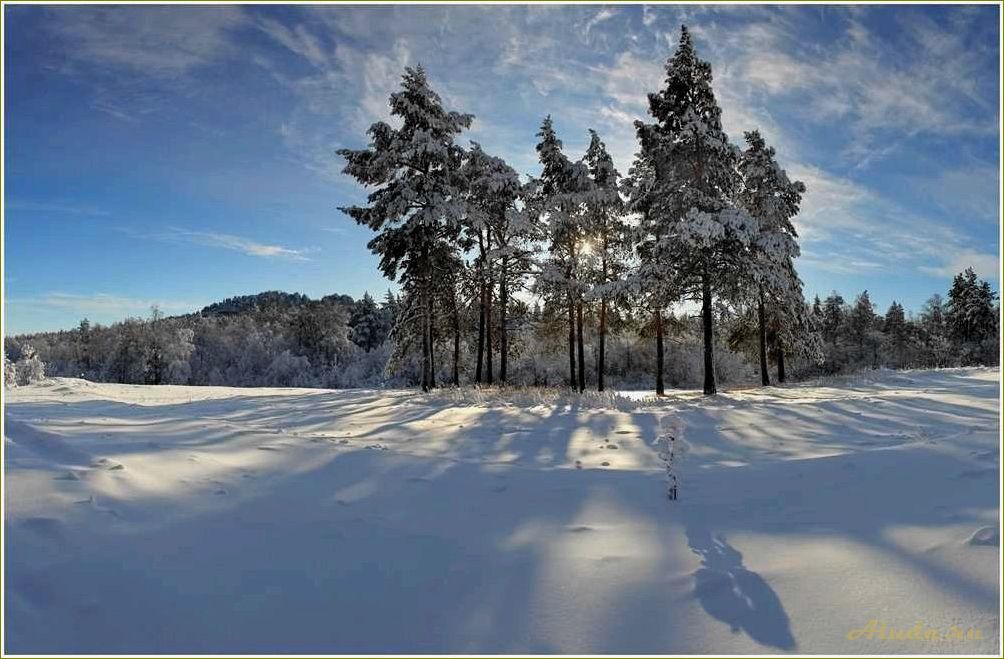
[[848, 290, 879, 365], [822, 292, 845, 345], [463, 143, 539, 384], [349, 293, 390, 352], [946, 267, 998, 364], [532, 115, 591, 391], [338, 65, 472, 391], [738, 130, 816, 384], [624, 150, 673, 395], [635, 25, 757, 395], [582, 130, 629, 392]]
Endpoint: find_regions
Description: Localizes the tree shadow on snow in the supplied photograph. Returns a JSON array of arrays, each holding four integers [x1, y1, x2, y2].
[[685, 522, 796, 650]]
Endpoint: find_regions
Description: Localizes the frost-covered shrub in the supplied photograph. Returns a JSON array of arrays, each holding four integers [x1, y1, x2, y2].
[[266, 350, 313, 388], [4, 355, 18, 388], [14, 344, 46, 385]]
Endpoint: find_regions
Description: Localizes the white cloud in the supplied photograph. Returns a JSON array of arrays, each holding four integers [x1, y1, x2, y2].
[[788, 163, 999, 283], [256, 16, 331, 70], [919, 252, 1001, 281], [120, 226, 313, 261], [167, 229, 313, 261], [46, 5, 247, 77], [583, 8, 617, 36]]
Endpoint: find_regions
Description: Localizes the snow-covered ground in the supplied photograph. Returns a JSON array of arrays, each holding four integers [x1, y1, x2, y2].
[[3, 368, 1000, 654]]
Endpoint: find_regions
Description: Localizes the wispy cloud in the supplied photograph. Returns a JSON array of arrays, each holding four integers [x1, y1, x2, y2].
[[5, 200, 111, 217], [918, 252, 1001, 281], [688, 7, 999, 169], [166, 229, 313, 261], [121, 226, 313, 261], [45, 5, 248, 77], [789, 163, 999, 282], [9, 293, 197, 318]]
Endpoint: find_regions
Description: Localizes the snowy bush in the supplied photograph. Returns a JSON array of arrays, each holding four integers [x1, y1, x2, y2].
[[14, 344, 46, 385], [266, 350, 313, 388], [4, 355, 18, 388]]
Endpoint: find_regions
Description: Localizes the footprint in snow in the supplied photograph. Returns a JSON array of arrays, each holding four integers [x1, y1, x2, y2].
[[54, 471, 81, 481], [606, 444, 619, 450], [257, 446, 282, 452], [566, 525, 594, 533]]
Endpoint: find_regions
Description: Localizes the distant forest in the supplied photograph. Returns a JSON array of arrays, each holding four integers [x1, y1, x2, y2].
[[5, 266, 999, 392]]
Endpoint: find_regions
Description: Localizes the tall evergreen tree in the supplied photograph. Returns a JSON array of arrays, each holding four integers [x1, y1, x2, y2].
[[582, 130, 629, 392], [738, 130, 806, 385], [635, 25, 757, 395], [338, 65, 472, 391], [624, 150, 674, 395], [946, 267, 998, 364], [532, 116, 590, 391], [464, 143, 539, 384]]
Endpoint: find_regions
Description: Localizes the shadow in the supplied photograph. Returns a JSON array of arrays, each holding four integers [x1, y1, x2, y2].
[[685, 522, 796, 650]]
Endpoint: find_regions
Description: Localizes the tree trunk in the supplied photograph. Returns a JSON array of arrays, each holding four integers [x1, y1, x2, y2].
[[475, 233, 486, 384], [499, 256, 509, 383], [758, 290, 770, 387], [598, 298, 607, 392], [452, 289, 460, 387], [576, 298, 585, 393], [567, 294, 577, 387], [701, 269, 716, 395], [420, 243, 432, 392], [485, 234, 494, 385], [655, 308, 665, 396], [777, 339, 786, 383], [485, 282, 494, 386], [428, 292, 436, 389], [475, 282, 485, 384]]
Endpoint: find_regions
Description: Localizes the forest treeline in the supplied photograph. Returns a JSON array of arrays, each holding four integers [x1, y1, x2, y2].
[[5, 26, 998, 392], [5, 269, 998, 391]]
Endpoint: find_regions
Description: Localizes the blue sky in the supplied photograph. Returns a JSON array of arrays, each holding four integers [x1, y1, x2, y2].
[[3, 3, 1000, 334]]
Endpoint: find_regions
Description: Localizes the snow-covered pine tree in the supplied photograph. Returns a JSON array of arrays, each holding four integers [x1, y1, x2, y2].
[[822, 292, 845, 347], [848, 290, 880, 366], [738, 129, 816, 385], [623, 149, 675, 395], [582, 130, 629, 392], [635, 25, 757, 395], [531, 115, 591, 391], [338, 65, 473, 392], [882, 301, 909, 367], [946, 267, 999, 364], [463, 143, 539, 384]]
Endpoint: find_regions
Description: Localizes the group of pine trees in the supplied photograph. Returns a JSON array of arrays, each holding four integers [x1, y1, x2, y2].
[[812, 269, 999, 372], [339, 26, 822, 395]]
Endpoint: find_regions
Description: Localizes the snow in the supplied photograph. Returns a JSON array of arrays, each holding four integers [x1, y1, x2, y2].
[[4, 368, 1000, 654]]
